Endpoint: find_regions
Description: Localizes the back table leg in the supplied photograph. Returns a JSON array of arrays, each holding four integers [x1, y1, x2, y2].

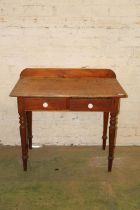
[[26, 111, 33, 149], [102, 112, 109, 150]]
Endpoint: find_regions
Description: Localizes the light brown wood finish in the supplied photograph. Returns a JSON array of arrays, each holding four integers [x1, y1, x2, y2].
[[10, 68, 127, 172], [10, 77, 127, 98]]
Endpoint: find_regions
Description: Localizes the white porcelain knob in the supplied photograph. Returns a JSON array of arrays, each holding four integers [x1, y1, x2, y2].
[[88, 103, 93, 109], [43, 102, 48, 108]]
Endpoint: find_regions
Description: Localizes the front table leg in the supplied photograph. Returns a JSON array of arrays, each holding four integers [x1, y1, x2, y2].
[[18, 97, 29, 171], [19, 111, 28, 171], [108, 112, 118, 172]]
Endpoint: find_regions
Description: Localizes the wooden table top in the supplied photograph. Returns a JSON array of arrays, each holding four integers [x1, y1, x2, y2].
[[10, 76, 127, 98]]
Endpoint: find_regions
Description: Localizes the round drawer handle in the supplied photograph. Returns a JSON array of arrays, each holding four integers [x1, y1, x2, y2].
[[88, 103, 93, 109], [43, 102, 48, 108]]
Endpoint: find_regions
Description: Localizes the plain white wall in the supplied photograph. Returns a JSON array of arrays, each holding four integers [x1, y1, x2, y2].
[[0, 0, 140, 146]]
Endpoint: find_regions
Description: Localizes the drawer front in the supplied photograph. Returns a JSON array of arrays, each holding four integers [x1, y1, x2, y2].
[[70, 98, 113, 112], [24, 97, 67, 111]]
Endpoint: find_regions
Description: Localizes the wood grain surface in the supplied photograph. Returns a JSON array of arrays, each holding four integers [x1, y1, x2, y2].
[[10, 77, 127, 98]]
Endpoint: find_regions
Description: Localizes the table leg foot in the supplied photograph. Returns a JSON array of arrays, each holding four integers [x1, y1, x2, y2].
[[108, 156, 113, 172], [23, 158, 27, 171]]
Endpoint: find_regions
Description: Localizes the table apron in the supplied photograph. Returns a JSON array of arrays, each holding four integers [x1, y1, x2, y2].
[[23, 97, 118, 112]]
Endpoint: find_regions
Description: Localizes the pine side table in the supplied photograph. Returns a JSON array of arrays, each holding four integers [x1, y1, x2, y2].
[[10, 68, 127, 172]]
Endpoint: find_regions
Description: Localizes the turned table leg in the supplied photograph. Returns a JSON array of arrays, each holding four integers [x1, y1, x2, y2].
[[18, 97, 28, 171], [102, 112, 109, 150], [108, 112, 118, 172], [26, 111, 33, 149], [19, 111, 28, 171]]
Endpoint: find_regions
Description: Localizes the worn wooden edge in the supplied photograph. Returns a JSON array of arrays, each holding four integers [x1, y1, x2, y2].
[[9, 79, 20, 97], [20, 68, 116, 78], [116, 79, 128, 98], [10, 94, 127, 98]]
